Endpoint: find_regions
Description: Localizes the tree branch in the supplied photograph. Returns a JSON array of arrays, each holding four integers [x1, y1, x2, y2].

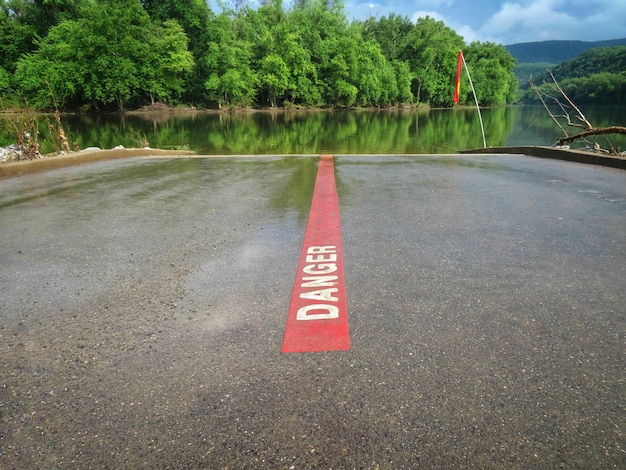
[[555, 126, 626, 146]]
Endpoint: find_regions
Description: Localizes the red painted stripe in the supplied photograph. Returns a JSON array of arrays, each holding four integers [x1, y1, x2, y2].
[[282, 155, 350, 353]]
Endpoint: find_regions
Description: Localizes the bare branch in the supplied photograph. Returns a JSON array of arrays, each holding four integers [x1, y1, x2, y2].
[[532, 70, 624, 155], [555, 126, 626, 146], [530, 77, 568, 137], [547, 70, 592, 131]]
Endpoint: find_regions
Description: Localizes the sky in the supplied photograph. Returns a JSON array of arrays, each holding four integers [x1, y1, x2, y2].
[[210, 1, 626, 46], [344, 0, 626, 44]]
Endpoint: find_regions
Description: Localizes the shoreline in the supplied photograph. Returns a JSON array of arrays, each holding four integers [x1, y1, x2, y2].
[[3, 144, 626, 180], [1, 102, 430, 117], [461, 145, 626, 170], [0, 148, 194, 179]]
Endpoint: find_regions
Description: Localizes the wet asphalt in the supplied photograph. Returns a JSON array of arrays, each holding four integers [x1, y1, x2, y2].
[[0, 154, 625, 469]]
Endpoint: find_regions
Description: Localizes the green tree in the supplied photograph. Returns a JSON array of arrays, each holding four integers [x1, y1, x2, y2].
[[320, 34, 359, 106], [552, 46, 626, 80], [143, 19, 194, 104], [562, 72, 626, 105], [392, 60, 414, 103], [14, 19, 82, 108], [354, 38, 394, 106], [287, 0, 350, 106], [141, 0, 215, 104], [0, 65, 11, 94], [0, 1, 37, 74], [519, 46, 626, 105], [360, 13, 413, 63], [407, 16, 464, 106], [204, 13, 258, 107], [464, 42, 518, 106], [74, 0, 152, 110], [16, 0, 156, 110], [22, 0, 84, 37], [258, 54, 289, 107], [278, 29, 321, 105]]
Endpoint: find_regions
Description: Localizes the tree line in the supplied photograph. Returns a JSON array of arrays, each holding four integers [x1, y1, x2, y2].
[[0, 0, 518, 111]]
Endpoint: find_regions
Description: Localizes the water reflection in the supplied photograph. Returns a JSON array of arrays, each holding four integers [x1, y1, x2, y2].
[[1, 106, 624, 155]]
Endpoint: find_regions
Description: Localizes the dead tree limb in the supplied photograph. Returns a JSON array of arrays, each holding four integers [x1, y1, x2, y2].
[[530, 71, 625, 155], [556, 126, 626, 146], [546, 70, 592, 131], [530, 76, 567, 136]]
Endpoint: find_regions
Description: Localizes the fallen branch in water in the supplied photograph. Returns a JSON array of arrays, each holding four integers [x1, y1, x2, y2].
[[556, 126, 626, 146], [530, 71, 624, 155]]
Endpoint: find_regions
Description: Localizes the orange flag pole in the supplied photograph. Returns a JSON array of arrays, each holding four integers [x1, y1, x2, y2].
[[454, 50, 462, 103], [455, 50, 486, 148]]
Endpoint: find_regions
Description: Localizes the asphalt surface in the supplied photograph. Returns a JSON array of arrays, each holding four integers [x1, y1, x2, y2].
[[1, 154, 625, 469]]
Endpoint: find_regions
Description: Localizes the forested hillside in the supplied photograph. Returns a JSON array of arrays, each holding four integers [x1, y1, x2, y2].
[[519, 46, 626, 105], [508, 38, 626, 91], [506, 38, 626, 64], [0, 0, 518, 111]]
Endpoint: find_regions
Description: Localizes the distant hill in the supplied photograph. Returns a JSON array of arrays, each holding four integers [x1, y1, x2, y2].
[[506, 38, 626, 64], [517, 46, 626, 105]]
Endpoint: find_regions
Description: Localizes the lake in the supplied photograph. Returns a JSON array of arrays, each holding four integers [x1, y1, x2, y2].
[[2, 105, 625, 155]]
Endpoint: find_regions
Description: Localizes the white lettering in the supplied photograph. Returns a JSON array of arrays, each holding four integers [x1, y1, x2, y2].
[[296, 304, 339, 320], [300, 288, 338, 302], [303, 263, 337, 275], [297, 246, 341, 321], [307, 246, 336, 254], [301, 275, 338, 288], [306, 253, 337, 263]]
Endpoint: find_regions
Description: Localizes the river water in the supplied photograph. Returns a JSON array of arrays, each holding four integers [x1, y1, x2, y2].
[[2, 105, 625, 155]]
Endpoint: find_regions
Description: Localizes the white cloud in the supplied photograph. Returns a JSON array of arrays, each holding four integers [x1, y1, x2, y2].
[[455, 25, 481, 44], [406, 11, 481, 43], [419, 0, 456, 6], [481, 2, 575, 42], [477, 0, 626, 43], [410, 10, 446, 23]]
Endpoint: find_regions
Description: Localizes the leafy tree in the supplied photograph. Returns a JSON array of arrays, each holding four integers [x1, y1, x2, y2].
[[289, 0, 349, 69], [407, 16, 464, 106], [142, 0, 215, 105], [354, 38, 395, 106], [320, 33, 359, 106], [464, 42, 518, 106], [392, 60, 414, 103], [0, 65, 10, 93], [551, 46, 626, 80], [0, 1, 37, 74], [16, 0, 156, 110], [74, 0, 152, 110], [258, 54, 289, 107], [204, 13, 258, 107], [277, 28, 321, 105], [561, 72, 626, 105], [360, 13, 413, 63], [14, 19, 82, 108], [143, 19, 194, 104], [23, 0, 84, 36]]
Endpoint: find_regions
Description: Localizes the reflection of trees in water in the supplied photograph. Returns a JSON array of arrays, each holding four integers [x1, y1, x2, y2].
[[265, 157, 318, 224], [22, 107, 626, 155]]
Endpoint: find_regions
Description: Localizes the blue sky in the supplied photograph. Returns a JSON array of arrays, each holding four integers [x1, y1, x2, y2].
[[210, 1, 626, 45], [345, 0, 626, 44]]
